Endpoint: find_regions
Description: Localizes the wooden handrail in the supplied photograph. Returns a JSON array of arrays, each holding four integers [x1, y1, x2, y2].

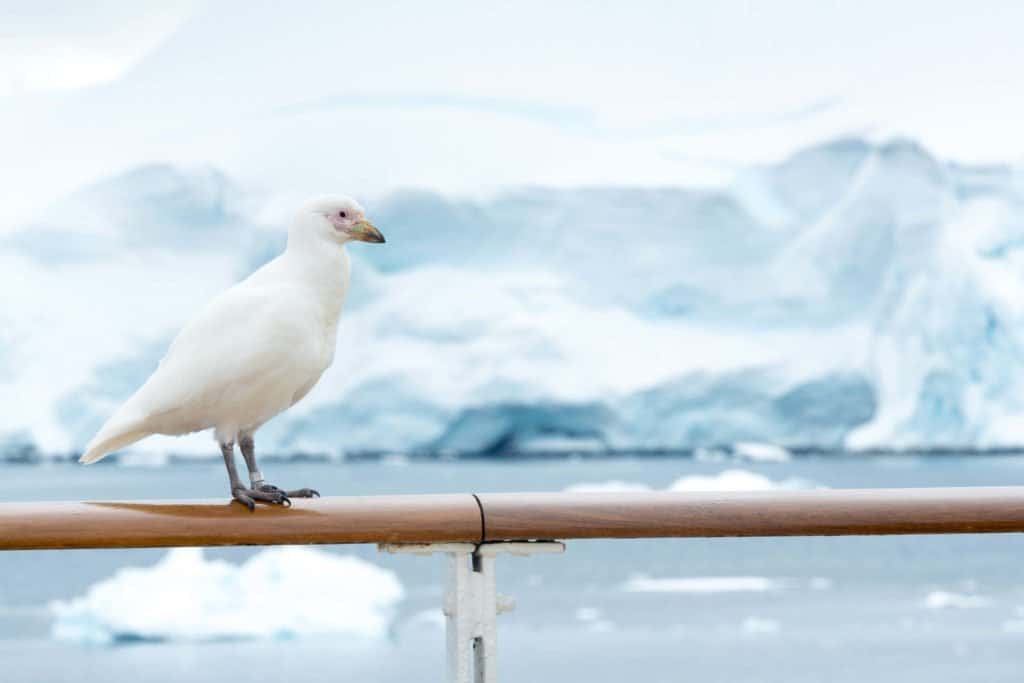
[[478, 487, 1024, 539], [0, 495, 482, 551], [2, 487, 1024, 551]]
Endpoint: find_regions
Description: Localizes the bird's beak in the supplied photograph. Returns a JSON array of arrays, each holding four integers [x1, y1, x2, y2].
[[350, 219, 386, 243]]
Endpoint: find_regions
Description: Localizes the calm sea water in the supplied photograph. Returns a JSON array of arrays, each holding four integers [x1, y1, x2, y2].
[[2, 455, 1024, 682]]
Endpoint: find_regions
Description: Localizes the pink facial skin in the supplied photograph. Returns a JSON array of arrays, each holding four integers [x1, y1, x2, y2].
[[324, 208, 385, 243], [327, 211, 353, 234]]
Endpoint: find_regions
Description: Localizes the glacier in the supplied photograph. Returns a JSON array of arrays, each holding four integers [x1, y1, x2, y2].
[[3, 136, 1024, 457]]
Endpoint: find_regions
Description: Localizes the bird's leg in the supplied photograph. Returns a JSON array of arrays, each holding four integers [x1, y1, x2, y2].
[[238, 434, 272, 491], [222, 440, 289, 510], [239, 434, 319, 500]]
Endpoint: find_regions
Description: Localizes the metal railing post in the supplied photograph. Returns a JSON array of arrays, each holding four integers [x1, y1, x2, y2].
[[472, 551, 498, 683], [447, 547, 474, 683], [381, 541, 565, 683]]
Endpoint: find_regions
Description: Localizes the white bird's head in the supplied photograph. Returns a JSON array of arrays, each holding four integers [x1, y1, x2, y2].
[[293, 195, 386, 247]]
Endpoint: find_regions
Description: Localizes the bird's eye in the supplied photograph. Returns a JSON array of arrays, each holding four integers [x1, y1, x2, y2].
[[339, 211, 347, 219]]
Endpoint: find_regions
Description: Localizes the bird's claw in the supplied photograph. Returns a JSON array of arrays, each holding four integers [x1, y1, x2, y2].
[[232, 485, 291, 510], [232, 489, 256, 511], [286, 488, 319, 498], [256, 484, 292, 507]]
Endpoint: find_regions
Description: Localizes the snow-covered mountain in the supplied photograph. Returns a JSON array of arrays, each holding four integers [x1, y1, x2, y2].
[[3, 137, 1023, 459]]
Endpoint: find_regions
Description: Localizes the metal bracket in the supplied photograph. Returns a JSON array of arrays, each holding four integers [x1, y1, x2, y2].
[[380, 541, 565, 683]]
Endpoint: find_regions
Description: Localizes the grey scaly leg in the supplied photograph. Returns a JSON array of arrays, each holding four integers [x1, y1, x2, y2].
[[222, 440, 290, 510], [239, 434, 319, 501]]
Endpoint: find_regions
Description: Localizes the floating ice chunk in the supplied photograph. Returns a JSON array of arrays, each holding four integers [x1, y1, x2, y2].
[[566, 469, 821, 494], [732, 442, 791, 462], [51, 547, 404, 645], [667, 468, 820, 492], [740, 616, 781, 634], [563, 480, 653, 493], [921, 591, 992, 610], [809, 577, 833, 591], [623, 575, 780, 594], [574, 607, 614, 632], [1003, 620, 1024, 634]]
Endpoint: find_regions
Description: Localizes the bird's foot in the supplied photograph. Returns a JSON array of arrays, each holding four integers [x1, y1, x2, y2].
[[231, 484, 319, 510], [231, 484, 292, 511]]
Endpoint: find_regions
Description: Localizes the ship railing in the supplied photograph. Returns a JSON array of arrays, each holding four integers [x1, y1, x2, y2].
[[3, 487, 1024, 682]]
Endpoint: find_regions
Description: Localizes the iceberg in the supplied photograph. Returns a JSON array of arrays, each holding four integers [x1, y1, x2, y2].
[[51, 547, 404, 645], [431, 402, 614, 455], [4, 135, 1024, 457]]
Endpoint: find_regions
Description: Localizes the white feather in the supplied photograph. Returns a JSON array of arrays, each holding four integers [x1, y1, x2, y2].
[[80, 196, 368, 464]]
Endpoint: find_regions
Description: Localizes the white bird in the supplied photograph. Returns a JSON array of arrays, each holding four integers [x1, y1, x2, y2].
[[80, 196, 385, 509]]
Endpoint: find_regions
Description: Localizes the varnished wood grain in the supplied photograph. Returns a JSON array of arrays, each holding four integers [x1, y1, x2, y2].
[[0, 495, 483, 550], [2, 487, 1023, 551], [478, 487, 1024, 541]]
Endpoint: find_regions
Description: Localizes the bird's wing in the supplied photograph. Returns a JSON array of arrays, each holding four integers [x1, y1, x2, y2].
[[120, 280, 324, 433]]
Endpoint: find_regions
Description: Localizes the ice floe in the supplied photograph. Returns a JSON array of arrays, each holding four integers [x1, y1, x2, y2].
[[563, 480, 654, 493], [667, 468, 821, 492], [574, 606, 615, 632], [1002, 619, 1024, 634], [51, 546, 404, 645], [740, 616, 781, 634], [564, 468, 822, 494], [623, 575, 780, 594], [921, 590, 992, 610]]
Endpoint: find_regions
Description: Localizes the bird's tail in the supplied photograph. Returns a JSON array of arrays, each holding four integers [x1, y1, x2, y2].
[[79, 413, 150, 464]]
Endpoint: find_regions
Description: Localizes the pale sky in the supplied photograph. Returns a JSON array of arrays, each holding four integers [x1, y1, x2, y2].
[[2, 0, 1022, 226]]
